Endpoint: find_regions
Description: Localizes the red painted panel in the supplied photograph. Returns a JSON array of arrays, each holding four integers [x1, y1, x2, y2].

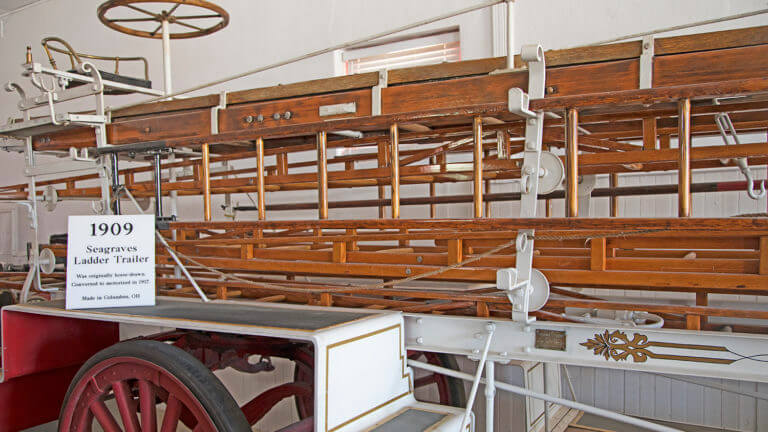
[[0, 365, 80, 431], [1, 309, 118, 380]]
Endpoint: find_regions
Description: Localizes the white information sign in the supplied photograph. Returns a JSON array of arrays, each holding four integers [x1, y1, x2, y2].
[[66, 215, 156, 309]]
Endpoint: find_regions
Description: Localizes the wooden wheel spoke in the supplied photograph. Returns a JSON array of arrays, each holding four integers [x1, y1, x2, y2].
[[109, 17, 161, 22], [138, 380, 158, 432], [125, 4, 160, 18], [160, 395, 183, 432], [172, 14, 221, 19], [89, 399, 122, 432], [174, 20, 204, 31], [150, 23, 163, 36], [414, 373, 439, 388], [113, 381, 141, 432]]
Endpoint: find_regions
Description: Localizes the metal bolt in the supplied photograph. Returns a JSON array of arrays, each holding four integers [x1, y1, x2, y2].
[[643, 42, 650, 49], [257, 114, 264, 122], [416, 337, 424, 345], [283, 111, 293, 120], [416, 255, 423, 263], [405, 268, 411, 275], [472, 349, 480, 354], [245, 115, 254, 124], [273, 112, 281, 121]]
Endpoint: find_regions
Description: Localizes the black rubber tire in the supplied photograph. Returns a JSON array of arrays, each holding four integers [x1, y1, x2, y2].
[[0, 290, 14, 308], [59, 339, 251, 432], [432, 353, 467, 408]]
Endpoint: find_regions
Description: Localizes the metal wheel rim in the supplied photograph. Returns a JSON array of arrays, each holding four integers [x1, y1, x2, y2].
[[97, 0, 229, 39]]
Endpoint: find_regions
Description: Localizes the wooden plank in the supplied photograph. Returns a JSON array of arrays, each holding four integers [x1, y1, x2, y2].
[[656, 25, 768, 56], [536, 41, 641, 67], [654, 45, 768, 87], [590, 238, 606, 271], [642, 117, 657, 150], [332, 241, 347, 263], [447, 239, 463, 265], [227, 72, 379, 105], [220, 89, 372, 133], [388, 57, 505, 85], [112, 94, 219, 118], [760, 237, 768, 275]]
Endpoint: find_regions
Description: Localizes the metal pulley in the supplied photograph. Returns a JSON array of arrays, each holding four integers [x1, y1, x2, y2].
[[496, 267, 550, 311], [38, 248, 56, 274], [537, 151, 565, 195], [43, 185, 58, 211]]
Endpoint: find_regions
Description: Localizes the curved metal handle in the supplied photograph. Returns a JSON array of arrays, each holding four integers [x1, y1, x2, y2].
[[740, 160, 767, 200]]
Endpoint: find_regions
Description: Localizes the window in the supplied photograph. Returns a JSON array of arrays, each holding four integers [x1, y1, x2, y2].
[[341, 29, 460, 75]]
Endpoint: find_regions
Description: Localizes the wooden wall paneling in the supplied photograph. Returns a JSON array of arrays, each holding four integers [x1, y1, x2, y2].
[[654, 45, 768, 87], [219, 89, 373, 133], [110, 109, 211, 145]]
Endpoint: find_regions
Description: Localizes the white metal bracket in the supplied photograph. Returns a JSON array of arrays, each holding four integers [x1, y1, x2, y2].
[[210, 91, 227, 135], [505, 44, 549, 323], [371, 69, 388, 116], [640, 35, 654, 89]]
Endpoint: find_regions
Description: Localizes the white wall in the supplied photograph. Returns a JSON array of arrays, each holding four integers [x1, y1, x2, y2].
[[2, 1, 768, 431]]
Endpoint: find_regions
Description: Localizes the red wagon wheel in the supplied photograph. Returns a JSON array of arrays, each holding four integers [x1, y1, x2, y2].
[[58, 340, 250, 432], [407, 351, 467, 407]]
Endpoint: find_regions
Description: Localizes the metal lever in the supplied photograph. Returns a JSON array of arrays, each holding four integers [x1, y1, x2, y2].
[[714, 111, 766, 200]]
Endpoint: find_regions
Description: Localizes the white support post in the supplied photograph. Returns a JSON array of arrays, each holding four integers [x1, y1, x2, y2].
[[162, 19, 172, 97], [506, 0, 515, 69], [484, 359, 496, 432], [462, 323, 496, 430]]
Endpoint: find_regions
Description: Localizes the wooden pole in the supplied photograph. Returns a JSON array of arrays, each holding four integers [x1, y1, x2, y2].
[[484, 149, 492, 217], [429, 155, 437, 218], [317, 131, 328, 219], [566, 108, 579, 217], [256, 137, 266, 221], [473, 116, 483, 218], [642, 117, 657, 150], [390, 123, 400, 219], [201, 143, 212, 221], [377, 140, 388, 218], [610, 173, 619, 217], [678, 98, 691, 217]]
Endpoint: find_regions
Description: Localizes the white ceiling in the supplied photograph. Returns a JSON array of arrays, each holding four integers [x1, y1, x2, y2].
[[0, 0, 44, 15]]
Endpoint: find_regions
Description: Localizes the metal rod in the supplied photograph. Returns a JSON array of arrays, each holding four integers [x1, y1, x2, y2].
[[678, 98, 691, 217], [256, 137, 266, 220], [408, 360, 682, 432], [155, 232, 209, 302], [153, 153, 163, 218], [161, 19, 172, 96], [462, 323, 495, 429], [473, 116, 484, 218], [110, 0, 506, 111], [110, 153, 121, 215], [390, 124, 400, 219], [317, 131, 328, 219], [506, 0, 515, 69], [566, 108, 579, 217], [429, 155, 437, 218], [122, 187, 208, 303], [201, 143, 212, 221], [484, 359, 496, 432]]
